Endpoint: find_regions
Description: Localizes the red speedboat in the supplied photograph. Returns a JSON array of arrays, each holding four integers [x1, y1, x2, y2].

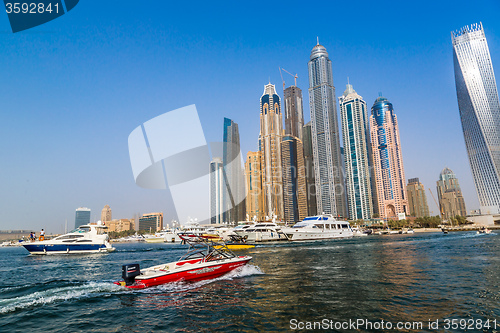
[[114, 233, 252, 289]]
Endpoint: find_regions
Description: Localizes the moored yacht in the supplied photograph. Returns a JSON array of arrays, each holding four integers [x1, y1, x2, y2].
[[233, 222, 288, 242], [22, 223, 115, 254], [282, 215, 353, 241]]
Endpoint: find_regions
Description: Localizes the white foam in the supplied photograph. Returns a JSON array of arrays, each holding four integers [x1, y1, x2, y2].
[[0, 281, 121, 314]]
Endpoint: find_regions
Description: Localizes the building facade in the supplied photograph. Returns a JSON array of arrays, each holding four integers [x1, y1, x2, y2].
[[452, 23, 500, 215], [307, 42, 347, 218], [101, 205, 111, 224], [222, 118, 246, 222], [210, 157, 224, 224], [281, 136, 307, 223], [260, 83, 284, 220], [339, 83, 373, 220], [437, 168, 467, 220], [370, 96, 408, 220], [245, 151, 265, 221], [302, 122, 317, 216], [406, 178, 430, 218], [107, 219, 135, 232], [139, 212, 163, 232], [75, 207, 91, 229], [284, 86, 304, 141]]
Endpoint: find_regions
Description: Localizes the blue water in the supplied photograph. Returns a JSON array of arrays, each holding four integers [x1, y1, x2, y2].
[[1, 232, 499, 332]]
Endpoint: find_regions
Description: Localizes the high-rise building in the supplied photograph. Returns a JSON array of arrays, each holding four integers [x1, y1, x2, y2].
[[139, 212, 163, 232], [210, 157, 224, 224], [101, 205, 111, 224], [407, 178, 430, 218], [307, 42, 347, 218], [245, 151, 264, 221], [370, 96, 408, 220], [302, 122, 317, 216], [75, 207, 91, 228], [339, 83, 373, 220], [222, 118, 246, 223], [107, 218, 134, 232], [437, 168, 467, 220], [260, 83, 284, 220], [281, 136, 307, 223], [284, 86, 304, 141], [452, 23, 500, 215]]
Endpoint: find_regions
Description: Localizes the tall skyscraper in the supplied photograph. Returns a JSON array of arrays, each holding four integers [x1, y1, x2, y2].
[[407, 178, 430, 218], [452, 23, 500, 215], [101, 205, 111, 224], [139, 212, 163, 232], [307, 42, 347, 218], [222, 118, 246, 223], [75, 207, 91, 228], [284, 86, 304, 141], [210, 157, 224, 224], [302, 122, 317, 216], [339, 83, 373, 220], [370, 96, 408, 220], [260, 83, 284, 220], [437, 168, 467, 220], [281, 136, 307, 223], [245, 151, 265, 221]]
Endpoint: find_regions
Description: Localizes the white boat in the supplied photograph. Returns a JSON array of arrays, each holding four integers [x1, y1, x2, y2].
[[477, 228, 492, 234], [352, 227, 368, 237], [144, 229, 182, 243], [234, 222, 288, 242], [281, 215, 353, 241], [22, 223, 115, 255]]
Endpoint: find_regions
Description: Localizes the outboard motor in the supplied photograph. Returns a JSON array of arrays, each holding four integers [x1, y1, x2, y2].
[[122, 263, 141, 286]]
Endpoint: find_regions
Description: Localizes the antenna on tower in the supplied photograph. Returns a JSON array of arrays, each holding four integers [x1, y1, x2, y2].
[[317, 36, 319, 45], [347, 77, 350, 85]]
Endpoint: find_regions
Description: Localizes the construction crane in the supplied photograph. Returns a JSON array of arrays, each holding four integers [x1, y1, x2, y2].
[[281, 67, 298, 86], [279, 67, 285, 90], [428, 188, 444, 220]]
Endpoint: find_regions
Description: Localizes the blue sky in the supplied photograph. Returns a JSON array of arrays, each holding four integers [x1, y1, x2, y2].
[[1, 0, 500, 232]]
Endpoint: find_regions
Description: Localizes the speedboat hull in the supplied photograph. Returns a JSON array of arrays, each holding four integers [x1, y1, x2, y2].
[[115, 256, 251, 289], [23, 243, 114, 254]]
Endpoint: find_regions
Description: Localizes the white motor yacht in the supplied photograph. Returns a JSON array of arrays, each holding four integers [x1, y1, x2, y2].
[[282, 215, 353, 241], [144, 229, 182, 243], [234, 222, 287, 242], [22, 223, 115, 254]]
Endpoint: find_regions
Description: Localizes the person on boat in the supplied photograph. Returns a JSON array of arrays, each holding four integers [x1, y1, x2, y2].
[[29, 232, 34, 242], [39, 229, 45, 241]]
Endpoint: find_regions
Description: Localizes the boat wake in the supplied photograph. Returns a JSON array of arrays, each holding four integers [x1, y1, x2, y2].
[[0, 281, 122, 314]]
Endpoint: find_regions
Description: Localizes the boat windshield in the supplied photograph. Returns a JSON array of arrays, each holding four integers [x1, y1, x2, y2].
[[69, 226, 91, 233], [302, 217, 319, 221]]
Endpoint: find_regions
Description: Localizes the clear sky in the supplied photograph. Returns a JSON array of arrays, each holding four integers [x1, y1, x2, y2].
[[1, 0, 500, 233]]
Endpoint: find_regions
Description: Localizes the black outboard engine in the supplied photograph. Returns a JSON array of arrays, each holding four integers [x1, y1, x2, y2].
[[122, 263, 141, 286]]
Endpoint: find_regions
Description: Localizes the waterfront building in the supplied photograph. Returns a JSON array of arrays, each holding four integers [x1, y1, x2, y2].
[[339, 83, 373, 220], [139, 212, 163, 232], [107, 219, 135, 232], [101, 205, 111, 224], [407, 178, 430, 217], [281, 136, 307, 223], [437, 168, 467, 220], [223, 118, 246, 223], [307, 42, 347, 218], [452, 23, 500, 215], [245, 151, 265, 221], [260, 83, 284, 220], [370, 96, 408, 220], [210, 157, 224, 224], [302, 122, 317, 216], [75, 207, 91, 229], [284, 86, 304, 141]]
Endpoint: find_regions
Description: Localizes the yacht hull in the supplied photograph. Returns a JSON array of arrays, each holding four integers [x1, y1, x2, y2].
[[23, 243, 114, 254]]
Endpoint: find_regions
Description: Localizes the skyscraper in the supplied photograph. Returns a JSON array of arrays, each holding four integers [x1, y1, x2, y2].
[[452, 23, 500, 215], [222, 118, 246, 223], [370, 96, 408, 220], [101, 205, 111, 224], [302, 122, 317, 216], [284, 86, 304, 141], [307, 42, 347, 218], [437, 168, 467, 220], [407, 178, 430, 218], [75, 207, 91, 228], [210, 157, 224, 224], [245, 151, 265, 221], [260, 83, 284, 220], [281, 136, 307, 223], [139, 212, 163, 232], [339, 83, 373, 220]]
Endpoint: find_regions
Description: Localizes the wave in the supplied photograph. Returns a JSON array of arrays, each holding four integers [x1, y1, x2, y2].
[[0, 281, 121, 314]]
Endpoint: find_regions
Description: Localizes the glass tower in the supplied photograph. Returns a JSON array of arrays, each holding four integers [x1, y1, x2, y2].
[[75, 207, 91, 229], [452, 23, 500, 214], [339, 84, 373, 220], [307, 42, 347, 218]]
